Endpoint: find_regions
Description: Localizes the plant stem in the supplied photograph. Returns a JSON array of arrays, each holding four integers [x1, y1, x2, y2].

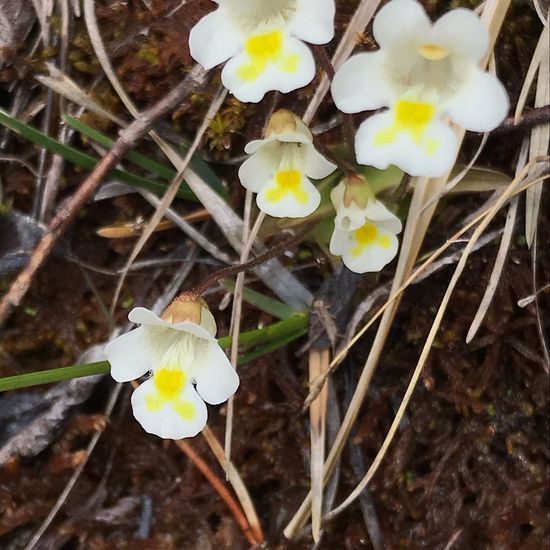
[[0, 314, 309, 393], [188, 223, 314, 297]]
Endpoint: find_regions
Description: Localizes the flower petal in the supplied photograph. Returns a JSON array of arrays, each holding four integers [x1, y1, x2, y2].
[[105, 327, 151, 383], [331, 51, 394, 113], [221, 36, 315, 103], [129, 307, 214, 341], [330, 184, 366, 231], [200, 306, 217, 337], [189, 7, 244, 70], [355, 111, 458, 178], [191, 342, 239, 405], [131, 379, 208, 439], [257, 173, 320, 218], [329, 226, 350, 256], [431, 8, 488, 62], [373, 0, 431, 48], [304, 145, 337, 179], [445, 67, 509, 132], [290, 0, 335, 45], [238, 151, 274, 193], [365, 200, 402, 233], [342, 230, 399, 274]]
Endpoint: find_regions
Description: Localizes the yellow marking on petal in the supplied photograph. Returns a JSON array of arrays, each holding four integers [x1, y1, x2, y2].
[[425, 137, 439, 156], [154, 368, 187, 400], [351, 223, 378, 257], [237, 30, 284, 82], [374, 100, 436, 147], [265, 170, 308, 204], [379, 235, 392, 249], [280, 53, 299, 73], [351, 224, 393, 257], [145, 394, 163, 412], [417, 43, 450, 61], [173, 400, 196, 420]]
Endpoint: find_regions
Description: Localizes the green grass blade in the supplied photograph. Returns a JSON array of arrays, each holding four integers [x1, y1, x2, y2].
[[64, 115, 226, 197], [219, 278, 298, 320], [0, 361, 110, 392], [0, 108, 196, 201]]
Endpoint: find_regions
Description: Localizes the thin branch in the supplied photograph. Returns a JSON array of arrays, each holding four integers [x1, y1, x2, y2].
[[0, 66, 207, 329]]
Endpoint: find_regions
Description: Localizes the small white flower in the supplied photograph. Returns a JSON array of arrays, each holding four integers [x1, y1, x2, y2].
[[238, 109, 336, 218], [331, 0, 509, 177], [105, 299, 239, 440], [189, 0, 335, 103], [329, 178, 402, 274]]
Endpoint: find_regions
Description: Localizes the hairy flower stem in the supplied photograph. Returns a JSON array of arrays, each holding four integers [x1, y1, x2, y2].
[[188, 223, 314, 297]]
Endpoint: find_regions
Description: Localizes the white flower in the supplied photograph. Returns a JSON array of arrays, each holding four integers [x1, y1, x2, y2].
[[331, 0, 509, 177], [329, 179, 402, 273], [238, 109, 336, 218], [105, 299, 239, 440], [189, 0, 335, 103]]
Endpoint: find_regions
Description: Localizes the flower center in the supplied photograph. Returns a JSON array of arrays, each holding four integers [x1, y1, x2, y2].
[[154, 368, 187, 399], [146, 368, 197, 420], [247, 30, 283, 59], [237, 30, 299, 82], [351, 223, 392, 256], [374, 99, 438, 154], [265, 169, 308, 204], [417, 43, 450, 61]]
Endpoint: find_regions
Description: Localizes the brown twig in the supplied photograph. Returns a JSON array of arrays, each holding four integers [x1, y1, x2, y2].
[[174, 440, 261, 546], [0, 66, 207, 329], [127, 382, 260, 545], [188, 222, 314, 297], [494, 105, 550, 133]]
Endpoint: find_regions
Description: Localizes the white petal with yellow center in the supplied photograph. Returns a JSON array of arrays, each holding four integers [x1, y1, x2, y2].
[[330, 0, 509, 177], [105, 306, 239, 440], [239, 119, 335, 218], [131, 374, 208, 440], [331, 183, 404, 235], [257, 168, 320, 218], [222, 32, 315, 103], [330, 222, 400, 274], [355, 100, 457, 177]]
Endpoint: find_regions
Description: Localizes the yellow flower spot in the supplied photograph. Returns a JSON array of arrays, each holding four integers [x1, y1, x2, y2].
[[280, 53, 299, 73], [351, 223, 393, 256], [379, 235, 392, 249], [145, 368, 196, 420], [417, 43, 450, 61], [355, 223, 378, 245], [154, 368, 186, 399], [173, 400, 196, 420], [265, 170, 308, 204], [374, 100, 438, 154], [237, 31, 299, 82]]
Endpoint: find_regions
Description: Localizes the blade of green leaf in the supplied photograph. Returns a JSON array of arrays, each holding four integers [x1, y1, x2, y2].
[[0, 361, 110, 392], [219, 278, 298, 320], [0, 108, 196, 201], [64, 115, 226, 198]]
